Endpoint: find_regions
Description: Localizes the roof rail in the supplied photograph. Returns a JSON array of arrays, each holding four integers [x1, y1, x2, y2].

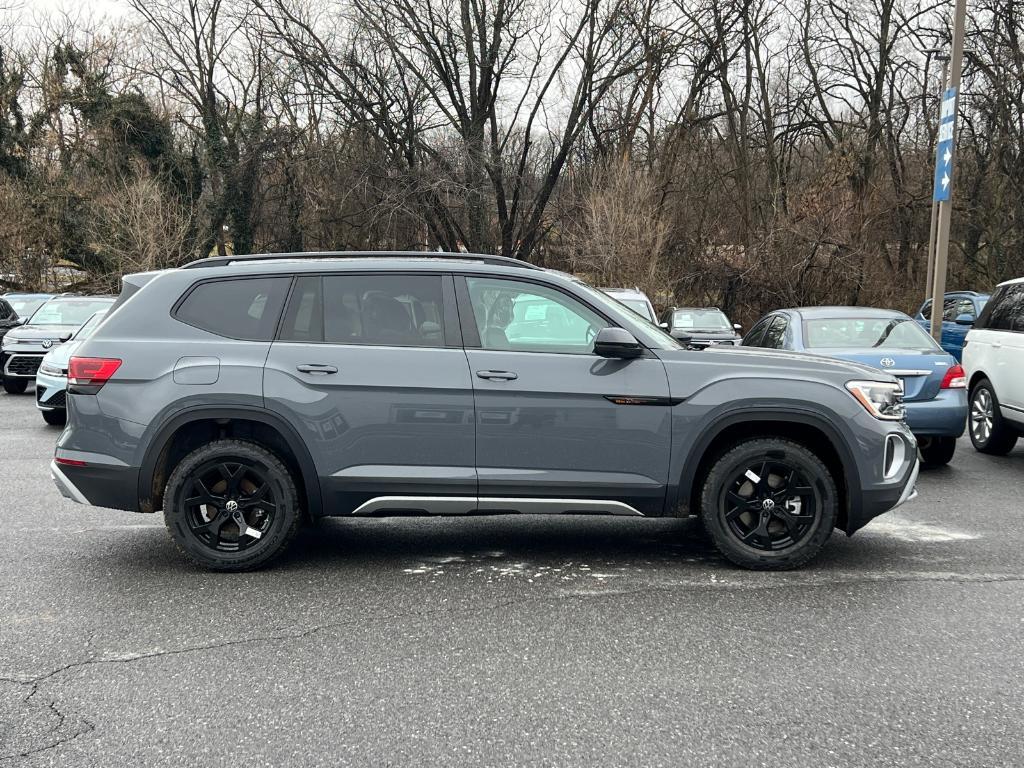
[[181, 250, 543, 271]]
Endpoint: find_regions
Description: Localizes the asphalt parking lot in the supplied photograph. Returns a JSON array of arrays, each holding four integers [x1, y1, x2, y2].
[[1, 393, 1023, 766]]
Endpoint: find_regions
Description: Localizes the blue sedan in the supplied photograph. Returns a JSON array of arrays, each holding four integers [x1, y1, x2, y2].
[[742, 307, 968, 467]]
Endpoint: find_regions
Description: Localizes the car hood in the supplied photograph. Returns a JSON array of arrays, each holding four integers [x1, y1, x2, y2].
[[674, 329, 739, 340], [4, 324, 75, 343], [656, 344, 890, 386]]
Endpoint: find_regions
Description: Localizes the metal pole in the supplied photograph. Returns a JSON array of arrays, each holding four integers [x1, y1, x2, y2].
[[924, 57, 949, 305], [929, 0, 967, 342]]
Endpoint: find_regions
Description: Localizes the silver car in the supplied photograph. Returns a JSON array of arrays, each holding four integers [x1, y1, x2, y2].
[[36, 310, 109, 425]]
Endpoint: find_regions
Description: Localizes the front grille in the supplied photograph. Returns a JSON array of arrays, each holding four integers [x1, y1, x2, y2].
[[6, 354, 43, 377], [37, 387, 66, 409]]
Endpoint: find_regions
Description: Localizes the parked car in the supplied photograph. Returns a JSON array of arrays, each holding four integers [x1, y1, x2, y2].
[[742, 307, 967, 467], [1, 295, 116, 394], [661, 307, 742, 347], [600, 287, 657, 324], [2, 292, 55, 322], [914, 291, 989, 361], [0, 297, 22, 344], [962, 277, 1024, 455], [52, 252, 918, 572], [36, 309, 109, 426]]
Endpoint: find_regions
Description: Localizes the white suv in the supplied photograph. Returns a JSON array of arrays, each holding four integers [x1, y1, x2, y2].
[[963, 277, 1024, 454]]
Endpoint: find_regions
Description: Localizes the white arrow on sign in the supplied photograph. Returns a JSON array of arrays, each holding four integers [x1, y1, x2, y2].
[[943, 148, 952, 166], [942, 173, 950, 189]]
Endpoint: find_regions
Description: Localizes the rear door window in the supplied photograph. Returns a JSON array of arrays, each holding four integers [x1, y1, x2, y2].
[[760, 316, 789, 349], [175, 277, 290, 341], [742, 317, 772, 347], [278, 274, 447, 347]]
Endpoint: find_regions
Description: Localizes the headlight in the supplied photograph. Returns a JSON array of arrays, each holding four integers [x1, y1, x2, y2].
[[846, 380, 905, 420], [39, 362, 63, 376]]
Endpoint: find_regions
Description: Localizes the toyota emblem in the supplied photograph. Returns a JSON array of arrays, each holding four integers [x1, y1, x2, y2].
[[880, 357, 895, 368], [41, 339, 53, 349]]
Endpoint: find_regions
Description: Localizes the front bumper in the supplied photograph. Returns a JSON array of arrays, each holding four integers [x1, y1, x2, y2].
[[2, 350, 45, 379], [846, 426, 919, 534], [35, 371, 67, 411], [904, 388, 968, 437]]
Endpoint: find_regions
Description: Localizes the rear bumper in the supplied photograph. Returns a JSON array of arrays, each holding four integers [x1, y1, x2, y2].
[[904, 388, 967, 437], [50, 457, 140, 511]]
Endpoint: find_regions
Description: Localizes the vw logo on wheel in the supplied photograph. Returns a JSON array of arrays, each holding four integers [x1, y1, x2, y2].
[[879, 357, 895, 368], [41, 339, 53, 349], [761, 498, 775, 511]]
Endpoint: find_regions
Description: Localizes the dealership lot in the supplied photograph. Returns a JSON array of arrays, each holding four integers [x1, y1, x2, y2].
[[2, 393, 1023, 767]]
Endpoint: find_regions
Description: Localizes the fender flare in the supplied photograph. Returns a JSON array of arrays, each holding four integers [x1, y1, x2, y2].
[[137, 405, 324, 518], [670, 406, 862, 525]]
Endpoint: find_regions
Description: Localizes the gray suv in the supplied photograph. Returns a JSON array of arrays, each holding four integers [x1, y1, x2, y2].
[[51, 253, 919, 571]]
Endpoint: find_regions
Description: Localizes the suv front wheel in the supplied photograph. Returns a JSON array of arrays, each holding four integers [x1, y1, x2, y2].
[[700, 438, 837, 570], [163, 440, 303, 571]]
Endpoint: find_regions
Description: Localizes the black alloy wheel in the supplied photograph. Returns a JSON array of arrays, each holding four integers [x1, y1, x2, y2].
[[720, 459, 818, 552], [183, 459, 278, 553], [700, 438, 837, 570], [164, 439, 302, 571]]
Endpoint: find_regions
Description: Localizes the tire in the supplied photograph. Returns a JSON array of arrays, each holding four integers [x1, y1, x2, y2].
[[969, 379, 1018, 455], [163, 439, 302, 571], [41, 409, 66, 426], [3, 378, 27, 394], [918, 436, 956, 468], [700, 438, 837, 570]]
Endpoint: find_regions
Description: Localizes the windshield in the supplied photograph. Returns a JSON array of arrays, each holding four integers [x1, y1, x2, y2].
[[6, 296, 50, 317], [803, 317, 941, 351], [672, 309, 731, 330], [73, 310, 108, 340], [29, 297, 114, 327], [617, 298, 655, 322], [573, 281, 681, 350]]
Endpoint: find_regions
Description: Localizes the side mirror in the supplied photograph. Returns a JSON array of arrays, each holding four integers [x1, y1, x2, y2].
[[733, 323, 743, 332], [58, 331, 73, 342], [659, 321, 669, 330], [16, 317, 27, 325], [593, 327, 643, 358], [955, 314, 974, 326]]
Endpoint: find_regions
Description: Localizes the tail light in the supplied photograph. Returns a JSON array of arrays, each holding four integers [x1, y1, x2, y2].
[[68, 357, 122, 391], [940, 363, 966, 389]]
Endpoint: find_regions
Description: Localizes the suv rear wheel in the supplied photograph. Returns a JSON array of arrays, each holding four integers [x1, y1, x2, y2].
[[969, 379, 1018, 455], [700, 438, 837, 570], [163, 439, 302, 571]]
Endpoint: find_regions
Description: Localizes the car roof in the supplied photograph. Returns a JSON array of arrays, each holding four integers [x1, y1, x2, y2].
[[996, 276, 1024, 287], [672, 306, 724, 312], [3, 292, 55, 298], [184, 251, 544, 272], [601, 287, 647, 296], [791, 306, 912, 320]]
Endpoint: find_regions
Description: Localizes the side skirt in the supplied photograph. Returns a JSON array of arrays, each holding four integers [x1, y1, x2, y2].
[[349, 496, 645, 517]]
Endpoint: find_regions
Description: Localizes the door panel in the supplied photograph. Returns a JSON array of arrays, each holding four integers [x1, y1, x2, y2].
[[264, 273, 476, 513], [460, 275, 671, 515]]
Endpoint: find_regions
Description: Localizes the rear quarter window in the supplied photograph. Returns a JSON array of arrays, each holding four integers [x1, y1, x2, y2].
[[174, 277, 290, 341], [977, 285, 1024, 332]]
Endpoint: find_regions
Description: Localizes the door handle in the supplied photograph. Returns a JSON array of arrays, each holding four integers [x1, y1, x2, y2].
[[476, 370, 518, 381], [296, 364, 338, 374]]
